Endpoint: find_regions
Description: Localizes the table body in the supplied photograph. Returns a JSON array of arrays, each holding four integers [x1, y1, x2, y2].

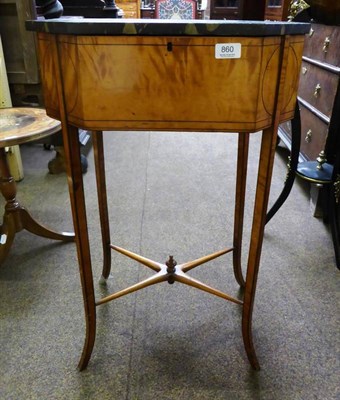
[[37, 33, 304, 133], [26, 19, 310, 371]]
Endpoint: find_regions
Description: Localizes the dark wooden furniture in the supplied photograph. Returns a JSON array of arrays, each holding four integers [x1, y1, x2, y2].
[[307, 0, 340, 26], [209, 0, 290, 21], [0, 107, 75, 264], [59, 0, 121, 17], [209, 0, 244, 20], [0, 0, 42, 105], [268, 21, 340, 268], [140, 1, 154, 17], [26, 18, 309, 371], [60, 0, 140, 18], [264, 0, 290, 21], [279, 23, 340, 164]]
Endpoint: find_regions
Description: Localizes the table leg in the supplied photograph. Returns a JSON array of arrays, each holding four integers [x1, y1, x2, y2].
[[0, 147, 75, 265], [61, 125, 97, 371], [233, 133, 249, 288], [242, 126, 277, 370], [92, 131, 112, 280], [0, 212, 16, 265]]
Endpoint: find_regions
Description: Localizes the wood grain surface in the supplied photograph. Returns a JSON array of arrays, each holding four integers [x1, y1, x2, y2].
[[0, 107, 60, 148], [38, 33, 304, 132]]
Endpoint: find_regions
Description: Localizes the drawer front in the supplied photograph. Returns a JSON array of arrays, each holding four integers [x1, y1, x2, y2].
[[141, 9, 155, 18], [303, 23, 340, 67], [299, 104, 328, 161], [211, 8, 241, 19], [55, 35, 297, 132], [299, 61, 338, 118]]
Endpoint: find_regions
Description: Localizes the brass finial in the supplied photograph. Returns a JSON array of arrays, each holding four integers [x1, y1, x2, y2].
[[316, 151, 327, 171]]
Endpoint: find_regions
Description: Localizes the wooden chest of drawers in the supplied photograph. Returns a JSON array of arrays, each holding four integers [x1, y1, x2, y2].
[[279, 22, 340, 164]]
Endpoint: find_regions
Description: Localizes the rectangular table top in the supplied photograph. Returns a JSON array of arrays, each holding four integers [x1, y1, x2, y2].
[[26, 18, 310, 37]]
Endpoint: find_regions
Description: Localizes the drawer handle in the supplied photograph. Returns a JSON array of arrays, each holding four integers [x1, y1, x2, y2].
[[323, 37, 330, 53], [309, 28, 314, 37], [313, 83, 321, 98], [305, 129, 312, 143], [302, 66, 308, 75]]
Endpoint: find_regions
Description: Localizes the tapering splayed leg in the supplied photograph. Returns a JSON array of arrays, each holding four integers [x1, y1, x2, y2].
[[243, 34, 291, 370], [20, 208, 74, 240], [50, 32, 97, 370], [242, 126, 278, 371], [233, 133, 250, 288], [62, 125, 97, 371], [92, 131, 112, 280]]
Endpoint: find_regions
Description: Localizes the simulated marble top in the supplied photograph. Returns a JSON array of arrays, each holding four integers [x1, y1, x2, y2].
[[26, 18, 310, 37]]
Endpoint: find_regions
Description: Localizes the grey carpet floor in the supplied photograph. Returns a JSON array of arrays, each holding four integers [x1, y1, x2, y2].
[[0, 130, 339, 400]]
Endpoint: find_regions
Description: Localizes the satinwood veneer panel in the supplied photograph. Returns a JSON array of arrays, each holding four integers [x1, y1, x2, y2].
[[37, 33, 304, 133]]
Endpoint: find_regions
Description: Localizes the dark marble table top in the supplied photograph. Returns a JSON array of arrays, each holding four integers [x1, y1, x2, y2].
[[26, 18, 310, 37]]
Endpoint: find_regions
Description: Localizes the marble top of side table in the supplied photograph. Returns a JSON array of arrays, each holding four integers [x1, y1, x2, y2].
[[26, 18, 310, 37]]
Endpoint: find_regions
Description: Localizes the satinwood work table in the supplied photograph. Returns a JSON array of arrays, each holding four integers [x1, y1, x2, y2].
[[26, 19, 310, 370]]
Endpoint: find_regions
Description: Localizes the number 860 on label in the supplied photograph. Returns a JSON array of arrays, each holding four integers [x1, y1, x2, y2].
[[215, 43, 242, 59]]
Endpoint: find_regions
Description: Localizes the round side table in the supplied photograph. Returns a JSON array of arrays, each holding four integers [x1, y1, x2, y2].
[[0, 107, 75, 265]]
